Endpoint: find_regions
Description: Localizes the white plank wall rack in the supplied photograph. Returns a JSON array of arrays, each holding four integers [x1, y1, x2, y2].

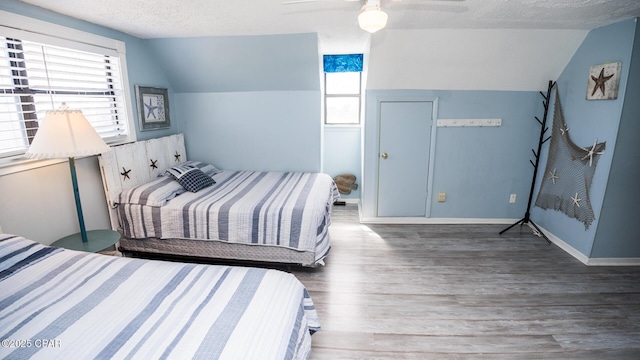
[[98, 134, 186, 231]]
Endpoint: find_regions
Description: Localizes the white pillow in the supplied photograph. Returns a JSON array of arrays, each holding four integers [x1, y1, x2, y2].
[[164, 160, 221, 177], [117, 176, 185, 206]]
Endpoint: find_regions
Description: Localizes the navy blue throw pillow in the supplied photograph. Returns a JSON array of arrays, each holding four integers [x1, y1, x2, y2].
[[167, 167, 215, 192]]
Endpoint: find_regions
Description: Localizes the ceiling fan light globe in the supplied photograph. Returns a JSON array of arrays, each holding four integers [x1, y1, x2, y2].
[[358, 7, 388, 33]]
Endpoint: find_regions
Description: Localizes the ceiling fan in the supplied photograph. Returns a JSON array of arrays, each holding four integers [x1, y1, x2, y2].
[[282, 0, 465, 33]]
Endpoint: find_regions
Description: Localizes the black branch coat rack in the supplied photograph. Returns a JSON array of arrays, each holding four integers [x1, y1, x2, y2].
[[500, 80, 556, 243]]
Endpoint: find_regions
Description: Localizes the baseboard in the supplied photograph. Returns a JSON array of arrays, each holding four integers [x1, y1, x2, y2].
[[519, 224, 640, 266], [585, 257, 640, 266], [334, 198, 359, 206], [359, 216, 519, 225], [532, 225, 591, 265], [340, 198, 359, 204], [354, 211, 639, 266]]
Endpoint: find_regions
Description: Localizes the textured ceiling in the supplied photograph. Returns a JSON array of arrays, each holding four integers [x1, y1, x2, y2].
[[18, 0, 640, 52]]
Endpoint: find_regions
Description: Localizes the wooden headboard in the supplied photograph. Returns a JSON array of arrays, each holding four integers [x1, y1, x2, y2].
[[98, 134, 186, 231]]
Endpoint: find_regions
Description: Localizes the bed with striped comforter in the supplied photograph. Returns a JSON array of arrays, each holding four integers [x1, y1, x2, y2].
[[117, 171, 339, 264], [0, 234, 319, 360]]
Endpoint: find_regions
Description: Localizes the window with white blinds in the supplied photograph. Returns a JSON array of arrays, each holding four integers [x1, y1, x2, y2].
[[0, 34, 131, 159]]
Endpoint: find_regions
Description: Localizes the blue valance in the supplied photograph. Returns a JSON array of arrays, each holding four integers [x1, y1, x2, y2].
[[323, 54, 363, 73]]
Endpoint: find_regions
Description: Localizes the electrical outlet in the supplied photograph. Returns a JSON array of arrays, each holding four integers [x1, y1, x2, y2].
[[509, 194, 517, 203], [438, 192, 446, 202]]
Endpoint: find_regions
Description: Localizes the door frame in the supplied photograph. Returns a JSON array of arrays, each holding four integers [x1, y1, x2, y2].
[[362, 93, 439, 220]]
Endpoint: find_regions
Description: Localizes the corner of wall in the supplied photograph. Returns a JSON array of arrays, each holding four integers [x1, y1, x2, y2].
[[532, 18, 638, 261]]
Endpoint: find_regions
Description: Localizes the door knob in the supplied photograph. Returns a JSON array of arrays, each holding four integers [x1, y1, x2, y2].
[[381, 152, 388, 159]]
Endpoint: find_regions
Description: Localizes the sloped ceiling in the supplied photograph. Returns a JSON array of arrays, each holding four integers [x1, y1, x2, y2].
[[15, 0, 640, 91], [367, 28, 589, 91], [18, 0, 640, 39], [17, 0, 640, 54], [146, 33, 321, 93]]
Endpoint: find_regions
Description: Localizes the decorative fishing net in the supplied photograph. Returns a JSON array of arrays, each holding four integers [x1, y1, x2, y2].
[[534, 91, 605, 229]]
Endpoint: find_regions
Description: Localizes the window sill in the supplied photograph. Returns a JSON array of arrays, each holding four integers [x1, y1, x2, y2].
[[0, 156, 68, 177], [0, 137, 134, 177]]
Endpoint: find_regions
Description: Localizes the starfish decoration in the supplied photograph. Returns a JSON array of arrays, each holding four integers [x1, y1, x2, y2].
[[548, 168, 559, 184], [571, 193, 581, 207], [580, 139, 605, 167], [149, 159, 158, 169], [144, 97, 159, 119], [561, 123, 569, 136], [571, 193, 582, 207], [174, 151, 181, 162], [120, 167, 131, 180], [591, 68, 614, 97]]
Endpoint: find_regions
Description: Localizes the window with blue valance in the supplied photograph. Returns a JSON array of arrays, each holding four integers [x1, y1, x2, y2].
[[323, 54, 363, 125], [323, 54, 363, 73]]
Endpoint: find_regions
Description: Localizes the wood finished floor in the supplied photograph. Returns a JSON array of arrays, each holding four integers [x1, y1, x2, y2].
[[290, 204, 640, 359]]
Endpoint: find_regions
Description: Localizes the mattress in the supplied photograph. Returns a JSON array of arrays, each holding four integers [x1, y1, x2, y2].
[[0, 234, 319, 359], [117, 170, 339, 264]]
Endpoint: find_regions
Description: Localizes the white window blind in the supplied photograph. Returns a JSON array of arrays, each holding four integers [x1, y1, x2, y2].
[[0, 35, 130, 158]]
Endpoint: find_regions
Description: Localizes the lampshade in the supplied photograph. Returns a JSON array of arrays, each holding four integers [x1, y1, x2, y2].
[[25, 103, 111, 159], [358, 6, 388, 33]]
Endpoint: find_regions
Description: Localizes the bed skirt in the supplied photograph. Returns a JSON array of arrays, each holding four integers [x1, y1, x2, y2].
[[119, 237, 326, 267]]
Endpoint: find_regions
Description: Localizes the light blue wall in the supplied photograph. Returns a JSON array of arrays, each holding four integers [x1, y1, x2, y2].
[[125, 41, 179, 141], [0, 0, 178, 141], [362, 90, 540, 219], [146, 33, 323, 173], [175, 91, 321, 172], [531, 19, 636, 258], [145, 34, 320, 93], [0, 0, 177, 242], [591, 19, 640, 258], [323, 126, 361, 199]]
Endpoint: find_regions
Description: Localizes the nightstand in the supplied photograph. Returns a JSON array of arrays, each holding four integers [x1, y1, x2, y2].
[[52, 229, 121, 253]]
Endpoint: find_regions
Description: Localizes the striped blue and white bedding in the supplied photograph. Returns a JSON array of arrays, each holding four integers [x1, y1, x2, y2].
[[0, 234, 319, 360], [117, 171, 339, 262]]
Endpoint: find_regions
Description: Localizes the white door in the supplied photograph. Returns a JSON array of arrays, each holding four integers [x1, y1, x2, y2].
[[377, 101, 432, 217]]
